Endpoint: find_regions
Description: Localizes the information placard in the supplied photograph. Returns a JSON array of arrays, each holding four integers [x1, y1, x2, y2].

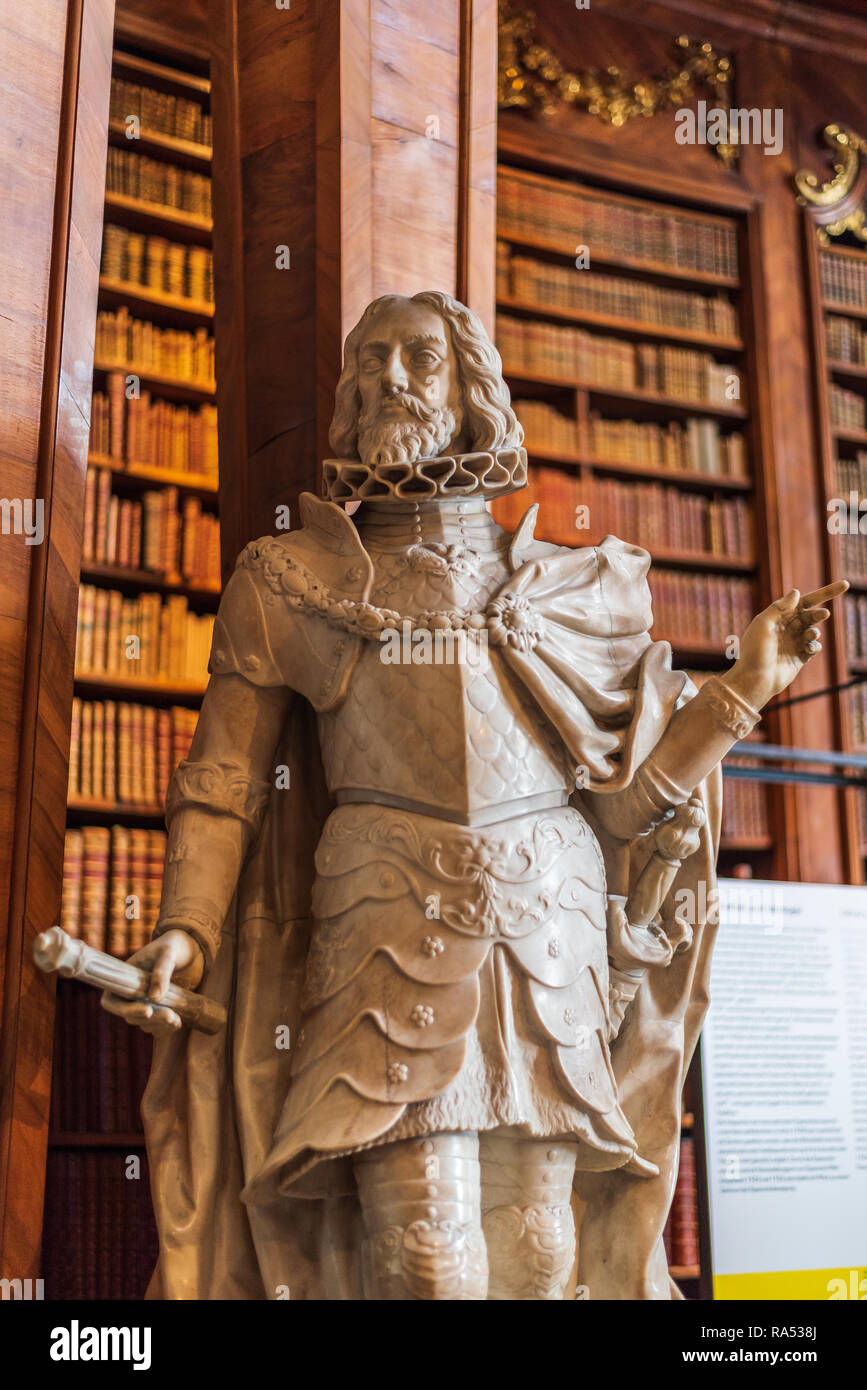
[[701, 879, 867, 1300]]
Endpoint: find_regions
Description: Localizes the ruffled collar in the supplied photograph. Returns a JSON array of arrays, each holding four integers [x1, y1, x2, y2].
[[321, 445, 528, 504]]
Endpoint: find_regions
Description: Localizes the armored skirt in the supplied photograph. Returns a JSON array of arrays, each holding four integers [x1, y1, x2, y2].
[[248, 798, 647, 1201]]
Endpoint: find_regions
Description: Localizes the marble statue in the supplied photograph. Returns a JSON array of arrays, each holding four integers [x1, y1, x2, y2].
[[102, 291, 845, 1300]]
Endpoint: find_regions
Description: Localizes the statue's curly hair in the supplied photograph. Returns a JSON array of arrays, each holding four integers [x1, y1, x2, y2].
[[328, 291, 523, 458]]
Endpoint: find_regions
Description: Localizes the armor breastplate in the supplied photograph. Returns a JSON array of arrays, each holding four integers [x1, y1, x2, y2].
[[316, 512, 574, 825]]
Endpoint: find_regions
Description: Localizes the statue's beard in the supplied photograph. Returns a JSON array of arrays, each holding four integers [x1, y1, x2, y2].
[[357, 393, 463, 468]]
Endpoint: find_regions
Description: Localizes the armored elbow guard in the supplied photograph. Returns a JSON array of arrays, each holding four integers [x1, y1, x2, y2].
[[166, 758, 272, 836]]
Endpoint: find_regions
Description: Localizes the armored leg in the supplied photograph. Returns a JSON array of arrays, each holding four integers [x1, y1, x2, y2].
[[479, 1131, 579, 1300], [354, 1131, 488, 1300]]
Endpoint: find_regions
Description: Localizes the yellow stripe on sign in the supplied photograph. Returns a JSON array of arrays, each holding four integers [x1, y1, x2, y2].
[[714, 1268, 867, 1301]]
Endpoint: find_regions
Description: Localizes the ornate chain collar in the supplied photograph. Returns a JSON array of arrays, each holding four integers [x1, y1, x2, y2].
[[240, 535, 546, 652]]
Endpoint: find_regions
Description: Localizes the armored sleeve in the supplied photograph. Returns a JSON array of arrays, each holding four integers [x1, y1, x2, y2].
[[587, 674, 759, 841], [152, 563, 292, 967]]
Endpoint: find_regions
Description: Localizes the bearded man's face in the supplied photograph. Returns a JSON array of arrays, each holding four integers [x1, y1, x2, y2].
[[355, 301, 464, 467]]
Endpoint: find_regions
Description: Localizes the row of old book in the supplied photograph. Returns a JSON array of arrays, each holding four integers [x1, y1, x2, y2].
[[69, 699, 195, 809], [83, 466, 220, 586], [848, 682, 867, 750], [74, 585, 214, 685], [497, 172, 739, 279], [826, 314, 867, 366], [513, 399, 748, 478], [50, 977, 155, 1133], [42, 1147, 159, 1301], [650, 570, 753, 648], [110, 74, 212, 146], [833, 530, 867, 584], [61, 825, 165, 956], [91, 378, 219, 479], [498, 315, 742, 406], [721, 759, 771, 843], [836, 452, 867, 497], [499, 248, 740, 338], [844, 592, 867, 662], [820, 249, 867, 311], [96, 306, 215, 385], [830, 382, 866, 432], [498, 466, 753, 560], [102, 224, 214, 304], [857, 786, 867, 853], [106, 145, 211, 217], [663, 1136, 700, 1270]]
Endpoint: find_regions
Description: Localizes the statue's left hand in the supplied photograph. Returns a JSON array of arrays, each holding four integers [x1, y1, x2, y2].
[[726, 581, 848, 711]]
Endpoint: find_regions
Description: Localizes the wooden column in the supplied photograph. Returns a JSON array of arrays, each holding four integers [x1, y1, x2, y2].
[[0, 0, 115, 1280], [208, 0, 498, 565]]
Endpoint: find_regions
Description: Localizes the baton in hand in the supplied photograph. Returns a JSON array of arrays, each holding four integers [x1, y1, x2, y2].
[[33, 926, 226, 1034]]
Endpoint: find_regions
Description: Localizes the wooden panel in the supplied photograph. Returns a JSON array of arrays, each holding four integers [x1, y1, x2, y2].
[[209, 0, 319, 571], [0, 0, 115, 1280], [462, 0, 498, 335], [211, 0, 498, 564]]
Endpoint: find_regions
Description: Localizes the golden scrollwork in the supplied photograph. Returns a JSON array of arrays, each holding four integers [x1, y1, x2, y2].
[[795, 124, 867, 245], [497, 1, 737, 167]]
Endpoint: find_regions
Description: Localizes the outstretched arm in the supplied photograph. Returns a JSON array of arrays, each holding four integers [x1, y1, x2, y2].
[[588, 582, 847, 841]]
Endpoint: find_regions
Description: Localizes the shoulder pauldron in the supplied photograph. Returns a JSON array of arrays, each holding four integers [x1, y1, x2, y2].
[[208, 493, 374, 712]]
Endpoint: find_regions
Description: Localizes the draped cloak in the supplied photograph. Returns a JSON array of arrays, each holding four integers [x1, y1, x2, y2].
[[141, 502, 721, 1301]]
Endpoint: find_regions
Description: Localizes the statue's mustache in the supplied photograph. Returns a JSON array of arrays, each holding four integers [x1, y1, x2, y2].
[[375, 391, 443, 422]]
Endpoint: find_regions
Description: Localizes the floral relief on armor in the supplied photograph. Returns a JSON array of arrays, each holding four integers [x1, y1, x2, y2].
[[485, 593, 546, 652], [319, 806, 596, 940]]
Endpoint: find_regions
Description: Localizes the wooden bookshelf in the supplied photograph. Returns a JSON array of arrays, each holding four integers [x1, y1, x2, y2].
[[824, 299, 867, 323], [108, 119, 212, 170], [498, 225, 739, 289], [80, 561, 220, 603], [92, 360, 215, 403], [67, 799, 166, 822], [828, 359, 867, 384], [804, 224, 867, 880], [526, 449, 752, 493], [98, 275, 214, 322], [88, 453, 218, 496], [503, 367, 748, 420], [112, 47, 211, 97], [497, 294, 744, 352], [74, 672, 208, 702], [103, 191, 213, 242], [833, 425, 867, 446], [43, 32, 220, 1302]]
